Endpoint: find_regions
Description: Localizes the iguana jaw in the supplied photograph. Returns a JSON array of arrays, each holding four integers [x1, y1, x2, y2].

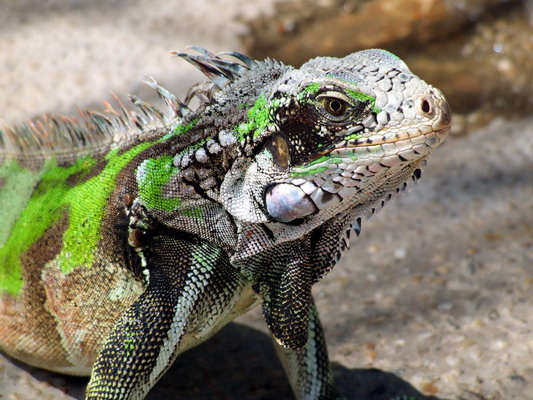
[[265, 125, 449, 224]]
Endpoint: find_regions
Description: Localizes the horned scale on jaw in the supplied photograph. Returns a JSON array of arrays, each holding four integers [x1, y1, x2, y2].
[[0, 46, 450, 400]]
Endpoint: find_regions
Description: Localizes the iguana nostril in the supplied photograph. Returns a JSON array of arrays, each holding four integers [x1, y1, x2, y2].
[[418, 97, 434, 117], [422, 99, 431, 113]]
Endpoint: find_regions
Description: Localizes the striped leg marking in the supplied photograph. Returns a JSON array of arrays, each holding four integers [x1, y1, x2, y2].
[[86, 229, 242, 399]]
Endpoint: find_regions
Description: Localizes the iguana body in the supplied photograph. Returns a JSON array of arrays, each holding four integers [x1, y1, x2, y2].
[[0, 47, 450, 399]]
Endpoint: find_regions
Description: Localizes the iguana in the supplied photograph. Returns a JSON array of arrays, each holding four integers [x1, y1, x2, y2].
[[0, 47, 450, 399]]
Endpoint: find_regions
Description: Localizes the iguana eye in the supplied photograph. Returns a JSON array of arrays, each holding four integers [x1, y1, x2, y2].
[[316, 94, 352, 121], [323, 98, 347, 116]]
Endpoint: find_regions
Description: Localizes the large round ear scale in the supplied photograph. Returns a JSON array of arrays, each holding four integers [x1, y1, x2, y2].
[[265, 183, 317, 223]]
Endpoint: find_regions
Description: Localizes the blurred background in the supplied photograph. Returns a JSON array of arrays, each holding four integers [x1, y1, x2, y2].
[[0, 0, 532, 399]]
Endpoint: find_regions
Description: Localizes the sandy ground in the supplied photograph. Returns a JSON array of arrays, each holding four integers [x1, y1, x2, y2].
[[1, 1, 532, 399]]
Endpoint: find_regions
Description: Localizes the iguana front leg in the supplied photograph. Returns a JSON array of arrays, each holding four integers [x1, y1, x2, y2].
[[86, 227, 245, 399], [273, 300, 345, 400], [257, 239, 344, 400]]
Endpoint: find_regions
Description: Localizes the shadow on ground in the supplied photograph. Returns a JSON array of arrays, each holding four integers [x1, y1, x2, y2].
[[8, 323, 438, 400]]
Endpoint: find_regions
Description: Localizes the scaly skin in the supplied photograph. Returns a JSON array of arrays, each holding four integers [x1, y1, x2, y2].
[[0, 47, 450, 399]]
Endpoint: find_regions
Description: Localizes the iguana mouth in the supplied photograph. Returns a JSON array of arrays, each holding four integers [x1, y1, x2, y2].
[[334, 126, 449, 152], [303, 127, 450, 165], [344, 127, 449, 148], [298, 126, 449, 171]]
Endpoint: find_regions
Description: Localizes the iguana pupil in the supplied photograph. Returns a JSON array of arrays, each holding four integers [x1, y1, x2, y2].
[[323, 97, 346, 116]]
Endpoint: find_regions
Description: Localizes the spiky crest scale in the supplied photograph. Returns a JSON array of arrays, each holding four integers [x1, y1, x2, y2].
[[0, 48, 258, 159]]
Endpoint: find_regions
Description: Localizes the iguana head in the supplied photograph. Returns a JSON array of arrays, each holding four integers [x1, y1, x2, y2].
[[209, 49, 451, 349], [217, 49, 450, 234]]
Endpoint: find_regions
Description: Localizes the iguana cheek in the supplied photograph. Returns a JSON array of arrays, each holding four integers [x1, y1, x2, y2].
[[264, 183, 317, 223]]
